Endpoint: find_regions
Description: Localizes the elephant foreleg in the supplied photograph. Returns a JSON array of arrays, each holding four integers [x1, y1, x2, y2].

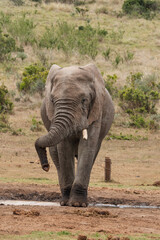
[[69, 123, 101, 207], [57, 139, 76, 206]]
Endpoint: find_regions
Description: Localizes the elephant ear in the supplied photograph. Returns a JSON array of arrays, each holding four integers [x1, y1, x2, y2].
[[45, 64, 61, 121], [81, 64, 104, 125]]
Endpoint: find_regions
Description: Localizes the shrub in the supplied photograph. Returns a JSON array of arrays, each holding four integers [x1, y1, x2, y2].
[[30, 117, 42, 132], [124, 50, 134, 62], [106, 132, 148, 141], [119, 72, 160, 128], [0, 114, 11, 133], [7, 14, 36, 45], [17, 64, 48, 96], [122, 0, 160, 19], [103, 48, 111, 60], [0, 114, 24, 134], [0, 29, 16, 61], [113, 53, 123, 67], [104, 74, 118, 98], [119, 72, 160, 114], [39, 21, 107, 59], [16, 52, 27, 61], [0, 11, 11, 27], [0, 84, 13, 114], [96, 7, 108, 15]]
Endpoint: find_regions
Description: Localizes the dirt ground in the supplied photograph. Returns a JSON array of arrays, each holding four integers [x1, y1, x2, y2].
[[0, 183, 160, 236], [0, 105, 160, 237]]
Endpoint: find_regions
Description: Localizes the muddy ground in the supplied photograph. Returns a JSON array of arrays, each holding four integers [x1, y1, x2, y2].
[[0, 183, 160, 236]]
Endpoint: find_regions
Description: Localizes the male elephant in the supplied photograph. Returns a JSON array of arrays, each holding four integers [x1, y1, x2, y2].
[[35, 64, 114, 207]]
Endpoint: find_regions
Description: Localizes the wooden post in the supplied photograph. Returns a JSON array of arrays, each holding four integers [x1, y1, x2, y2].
[[105, 157, 111, 182]]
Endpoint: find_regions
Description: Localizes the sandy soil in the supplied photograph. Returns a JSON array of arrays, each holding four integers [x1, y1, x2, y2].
[[0, 105, 160, 237], [0, 183, 160, 236]]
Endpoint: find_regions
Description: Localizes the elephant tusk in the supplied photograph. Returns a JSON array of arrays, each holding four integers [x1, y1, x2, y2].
[[82, 129, 88, 140]]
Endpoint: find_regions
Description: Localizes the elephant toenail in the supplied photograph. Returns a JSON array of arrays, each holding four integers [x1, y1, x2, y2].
[[60, 201, 65, 206], [82, 203, 87, 207], [74, 202, 80, 207]]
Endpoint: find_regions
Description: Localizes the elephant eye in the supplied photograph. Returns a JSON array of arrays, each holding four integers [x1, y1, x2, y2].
[[81, 98, 86, 104], [50, 97, 54, 103]]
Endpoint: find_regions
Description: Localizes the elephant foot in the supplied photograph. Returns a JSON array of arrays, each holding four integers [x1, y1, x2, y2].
[[60, 186, 71, 206], [69, 184, 88, 207]]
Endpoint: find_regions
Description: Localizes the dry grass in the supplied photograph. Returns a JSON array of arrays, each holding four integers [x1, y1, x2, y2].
[[42, 2, 74, 12], [0, 0, 160, 188]]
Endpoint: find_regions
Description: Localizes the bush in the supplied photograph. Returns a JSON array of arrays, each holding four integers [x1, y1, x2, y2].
[[39, 21, 107, 59], [0, 29, 16, 61], [0, 11, 11, 28], [17, 64, 48, 96], [104, 74, 118, 98], [0, 84, 13, 114], [119, 72, 160, 128], [7, 14, 36, 45], [0, 114, 11, 133], [106, 132, 148, 141], [96, 7, 108, 14], [103, 48, 111, 60], [122, 0, 160, 19], [119, 72, 160, 114], [30, 117, 42, 132]]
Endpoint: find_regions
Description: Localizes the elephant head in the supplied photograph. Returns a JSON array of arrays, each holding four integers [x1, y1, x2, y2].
[[35, 64, 102, 171]]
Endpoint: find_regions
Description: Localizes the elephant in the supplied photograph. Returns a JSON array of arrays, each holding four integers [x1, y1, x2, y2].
[[35, 63, 114, 207]]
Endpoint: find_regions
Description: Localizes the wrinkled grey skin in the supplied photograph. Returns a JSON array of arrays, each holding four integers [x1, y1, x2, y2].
[[35, 64, 114, 207]]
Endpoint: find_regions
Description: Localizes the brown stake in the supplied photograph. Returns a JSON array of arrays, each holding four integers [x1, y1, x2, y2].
[[105, 157, 111, 182]]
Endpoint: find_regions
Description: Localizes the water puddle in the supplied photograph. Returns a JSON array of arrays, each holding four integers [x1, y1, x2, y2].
[[91, 203, 160, 209], [0, 200, 160, 209], [0, 200, 60, 207]]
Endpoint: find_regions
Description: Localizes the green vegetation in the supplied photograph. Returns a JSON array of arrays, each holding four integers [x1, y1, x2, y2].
[[0, 231, 159, 240], [39, 21, 107, 59], [0, 29, 16, 61], [30, 116, 42, 132], [10, 0, 24, 6], [103, 47, 111, 60], [17, 64, 48, 96], [0, 84, 13, 114], [0, 114, 12, 133], [104, 74, 118, 98], [0, 177, 56, 184], [106, 132, 148, 141], [119, 72, 160, 129], [31, 0, 42, 3], [122, 0, 160, 19], [7, 14, 36, 45], [102, 48, 134, 67]]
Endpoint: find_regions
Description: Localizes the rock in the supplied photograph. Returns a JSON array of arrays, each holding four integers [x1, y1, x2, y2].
[[77, 235, 87, 240]]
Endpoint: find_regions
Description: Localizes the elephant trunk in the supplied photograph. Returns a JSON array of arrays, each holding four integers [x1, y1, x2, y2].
[[35, 105, 76, 171]]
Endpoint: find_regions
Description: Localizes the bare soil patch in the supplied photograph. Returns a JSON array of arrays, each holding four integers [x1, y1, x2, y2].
[[0, 183, 160, 236]]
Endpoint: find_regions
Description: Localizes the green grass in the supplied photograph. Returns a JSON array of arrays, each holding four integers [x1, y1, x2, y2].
[[89, 181, 160, 191], [0, 177, 158, 190], [0, 231, 74, 240], [0, 231, 160, 240], [0, 177, 57, 185]]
